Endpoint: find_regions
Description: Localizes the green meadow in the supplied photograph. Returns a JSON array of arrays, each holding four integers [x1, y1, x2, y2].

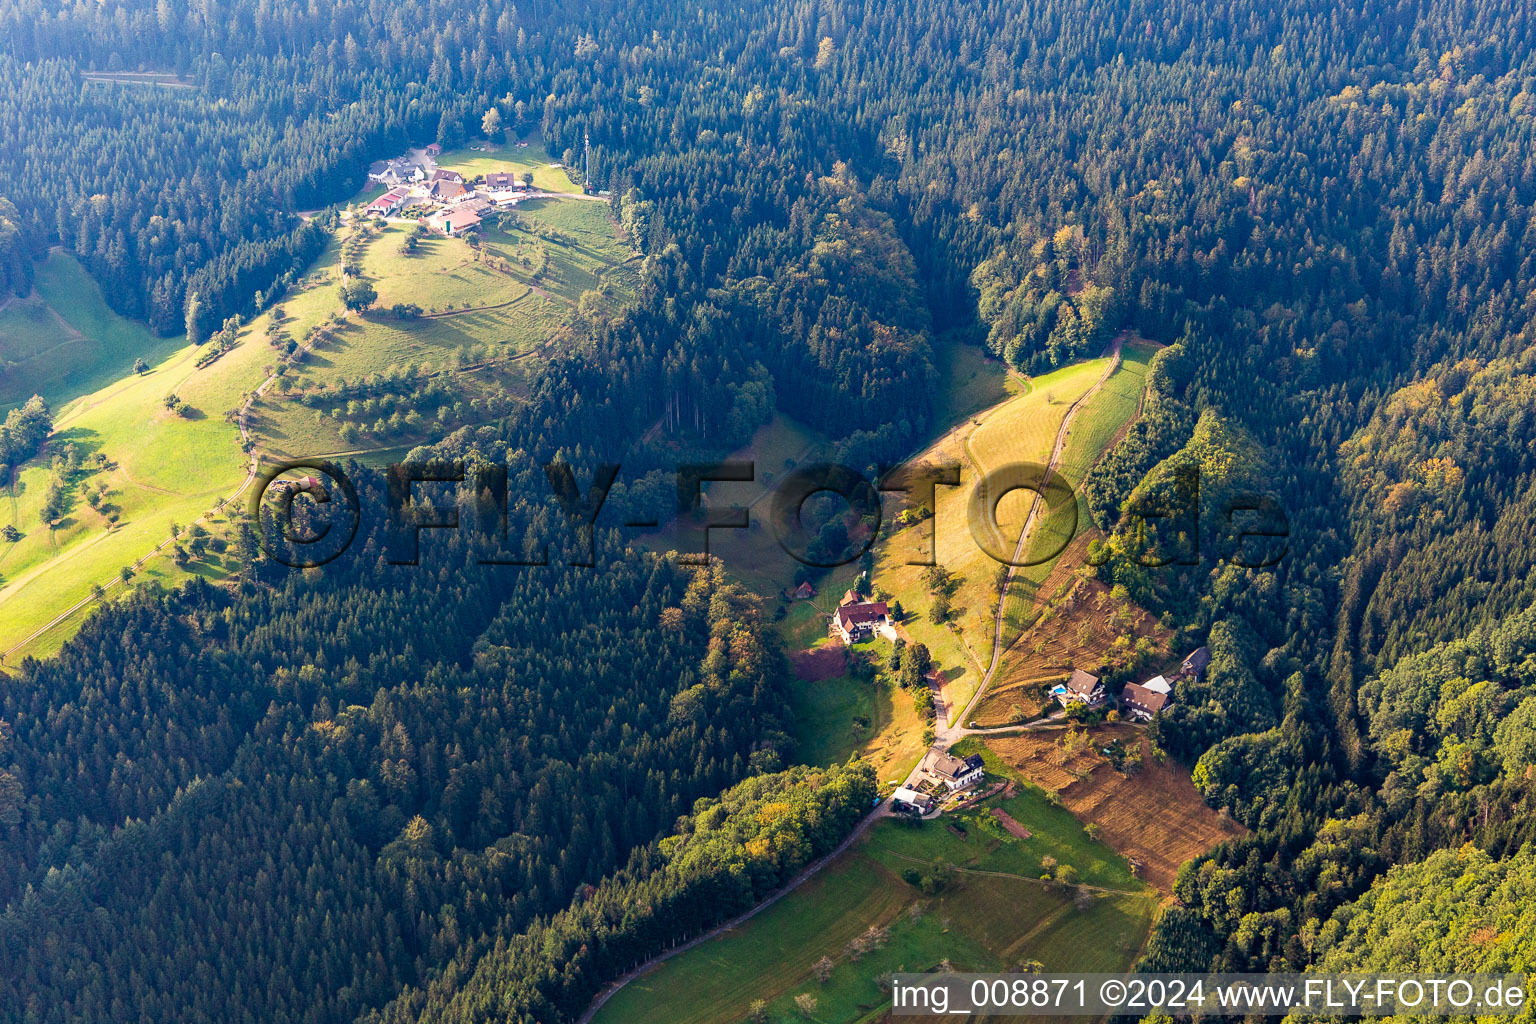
[[998, 337, 1158, 643], [0, 252, 183, 414], [787, 670, 876, 768], [0, 256, 260, 661], [592, 789, 1155, 1024], [870, 357, 1110, 716], [929, 333, 1021, 430], [785, 659, 929, 787], [253, 199, 635, 459], [0, 189, 637, 659], [433, 135, 585, 194]]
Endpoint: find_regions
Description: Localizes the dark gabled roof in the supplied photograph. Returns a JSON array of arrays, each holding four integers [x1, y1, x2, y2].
[[1119, 682, 1169, 713], [922, 748, 982, 780], [1065, 668, 1102, 695], [834, 601, 888, 627], [1181, 646, 1210, 673], [484, 171, 517, 188]]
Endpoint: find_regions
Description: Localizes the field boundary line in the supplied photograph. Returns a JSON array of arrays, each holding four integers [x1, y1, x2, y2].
[[575, 810, 885, 1024], [876, 849, 1151, 898]]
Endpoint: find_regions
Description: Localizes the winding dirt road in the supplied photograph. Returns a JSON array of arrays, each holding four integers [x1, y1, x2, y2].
[[943, 334, 1122, 741], [573, 335, 1127, 1021]]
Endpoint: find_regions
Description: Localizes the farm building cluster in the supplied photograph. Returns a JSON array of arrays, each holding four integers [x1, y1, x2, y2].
[[1050, 646, 1210, 722], [364, 150, 540, 237], [890, 748, 989, 817], [829, 588, 897, 645]]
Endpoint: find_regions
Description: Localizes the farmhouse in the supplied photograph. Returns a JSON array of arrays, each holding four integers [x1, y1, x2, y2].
[[484, 170, 527, 190], [830, 600, 891, 644], [1119, 681, 1169, 722], [890, 786, 934, 814], [429, 208, 483, 236], [431, 168, 465, 184], [369, 156, 422, 186], [1055, 668, 1107, 708], [919, 748, 985, 791], [364, 187, 410, 217], [430, 178, 467, 201], [1179, 646, 1211, 678]]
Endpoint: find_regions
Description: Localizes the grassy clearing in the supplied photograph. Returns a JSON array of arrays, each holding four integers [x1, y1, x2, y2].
[[433, 135, 583, 194], [249, 203, 632, 461], [998, 338, 1157, 642], [781, 635, 931, 788], [0, 272, 256, 659], [0, 251, 181, 414], [80, 71, 192, 87], [481, 200, 636, 304], [929, 334, 1019, 430], [787, 669, 877, 768], [779, 598, 833, 651], [3, 193, 635, 658], [360, 226, 529, 312], [593, 800, 1154, 1024], [870, 358, 1109, 714], [639, 413, 854, 600]]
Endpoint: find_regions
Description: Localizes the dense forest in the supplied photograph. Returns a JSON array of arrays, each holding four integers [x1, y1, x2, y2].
[[3, 0, 1536, 1017], [0, 487, 794, 1020], [375, 761, 876, 1023]]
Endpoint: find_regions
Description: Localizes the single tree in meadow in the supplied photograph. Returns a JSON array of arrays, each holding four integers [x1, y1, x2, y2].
[[929, 591, 950, 624], [340, 278, 377, 313]]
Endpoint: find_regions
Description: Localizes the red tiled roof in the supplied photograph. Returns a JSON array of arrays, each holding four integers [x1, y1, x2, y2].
[[835, 601, 888, 627]]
